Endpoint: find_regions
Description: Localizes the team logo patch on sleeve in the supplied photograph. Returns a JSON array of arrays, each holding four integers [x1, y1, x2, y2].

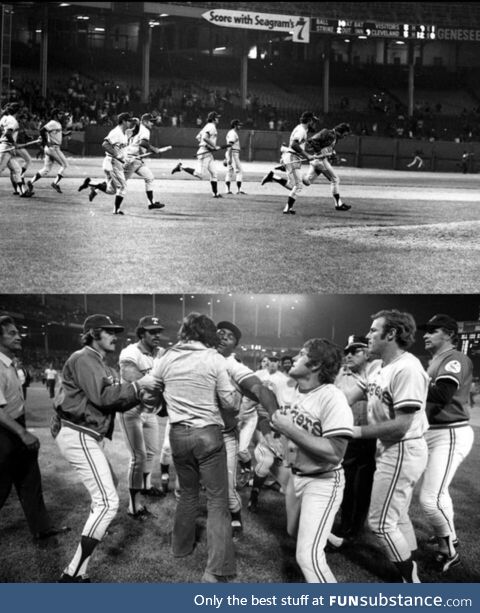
[[445, 360, 461, 374]]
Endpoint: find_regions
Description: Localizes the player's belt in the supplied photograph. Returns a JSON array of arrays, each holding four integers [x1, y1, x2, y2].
[[60, 419, 104, 441], [429, 420, 470, 429], [291, 467, 340, 478]]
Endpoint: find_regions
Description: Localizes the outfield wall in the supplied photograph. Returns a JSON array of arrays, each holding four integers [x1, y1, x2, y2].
[[80, 127, 479, 172]]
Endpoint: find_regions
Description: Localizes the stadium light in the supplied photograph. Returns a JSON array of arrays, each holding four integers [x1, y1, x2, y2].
[[358, 35, 367, 39], [159, 13, 169, 17], [395, 40, 405, 45], [94, 27, 105, 32], [344, 39, 350, 43], [59, 3, 70, 6]]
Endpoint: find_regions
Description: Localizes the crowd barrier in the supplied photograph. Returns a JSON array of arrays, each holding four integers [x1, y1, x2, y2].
[[76, 127, 479, 172]]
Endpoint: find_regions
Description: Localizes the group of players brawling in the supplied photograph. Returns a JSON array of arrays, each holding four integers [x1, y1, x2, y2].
[[1, 308, 473, 583], [1, 102, 352, 215]]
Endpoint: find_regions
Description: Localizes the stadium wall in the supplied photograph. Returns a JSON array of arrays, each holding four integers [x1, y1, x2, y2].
[[82, 126, 480, 171]]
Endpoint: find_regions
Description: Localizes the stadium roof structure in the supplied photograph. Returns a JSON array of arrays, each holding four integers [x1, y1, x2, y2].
[[11, 2, 480, 27]]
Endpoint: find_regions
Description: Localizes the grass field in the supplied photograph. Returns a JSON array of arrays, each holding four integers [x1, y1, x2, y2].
[[1, 158, 480, 293], [1, 383, 479, 584]]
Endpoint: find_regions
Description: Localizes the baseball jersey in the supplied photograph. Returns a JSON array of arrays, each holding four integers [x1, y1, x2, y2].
[[286, 123, 308, 158], [125, 124, 150, 157], [426, 347, 472, 426], [363, 352, 429, 442], [221, 353, 255, 431], [226, 129, 240, 151], [307, 128, 337, 158], [196, 122, 217, 155], [0, 351, 24, 420], [104, 125, 128, 162], [43, 119, 63, 146], [283, 383, 353, 475], [0, 114, 18, 151]]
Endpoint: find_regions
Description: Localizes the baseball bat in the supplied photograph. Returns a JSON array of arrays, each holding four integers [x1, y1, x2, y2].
[[3, 138, 42, 153]]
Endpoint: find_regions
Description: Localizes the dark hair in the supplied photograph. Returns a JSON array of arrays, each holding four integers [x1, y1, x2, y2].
[[81, 329, 103, 346], [303, 338, 342, 384], [178, 312, 219, 347], [371, 309, 416, 349], [0, 314, 15, 335]]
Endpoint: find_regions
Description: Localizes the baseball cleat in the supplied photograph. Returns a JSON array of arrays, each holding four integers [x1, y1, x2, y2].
[[231, 520, 243, 539], [226, 190, 233, 194], [58, 573, 91, 583], [201, 571, 229, 583], [261, 170, 274, 186], [141, 486, 164, 497], [78, 177, 91, 192], [283, 208, 296, 215], [12, 191, 19, 196], [171, 161, 182, 175], [27, 180, 34, 194], [237, 190, 246, 195], [88, 188, 97, 202], [213, 193, 223, 198], [435, 551, 460, 572], [51, 182, 62, 194], [20, 191, 33, 198], [148, 202, 166, 210], [161, 475, 170, 494], [128, 507, 156, 521], [113, 210, 125, 215], [274, 165, 286, 172], [428, 536, 459, 548], [34, 526, 71, 541], [335, 203, 351, 211]]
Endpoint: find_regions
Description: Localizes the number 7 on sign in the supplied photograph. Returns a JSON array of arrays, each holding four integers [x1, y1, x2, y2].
[[293, 17, 310, 43]]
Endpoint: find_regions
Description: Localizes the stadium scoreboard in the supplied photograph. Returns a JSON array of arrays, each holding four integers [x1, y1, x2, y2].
[[312, 18, 436, 40]]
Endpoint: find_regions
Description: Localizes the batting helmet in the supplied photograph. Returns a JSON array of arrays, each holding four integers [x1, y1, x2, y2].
[[207, 111, 220, 122], [141, 113, 154, 123], [117, 112, 132, 124], [300, 111, 318, 124], [230, 119, 242, 129], [334, 122, 351, 136]]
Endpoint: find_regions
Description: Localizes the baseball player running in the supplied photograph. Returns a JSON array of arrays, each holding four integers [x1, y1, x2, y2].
[[270, 339, 353, 582], [417, 314, 474, 572], [119, 316, 167, 520], [302, 123, 352, 211], [27, 108, 71, 195], [260, 111, 316, 214], [348, 310, 429, 583], [0, 103, 31, 197], [51, 314, 156, 582], [122, 114, 166, 210], [78, 112, 132, 214], [216, 321, 280, 537], [171, 111, 224, 198], [224, 119, 245, 194]]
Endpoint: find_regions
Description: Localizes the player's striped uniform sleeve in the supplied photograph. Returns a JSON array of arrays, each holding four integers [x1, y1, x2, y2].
[[225, 355, 254, 387], [318, 386, 354, 438], [391, 358, 428, 412]]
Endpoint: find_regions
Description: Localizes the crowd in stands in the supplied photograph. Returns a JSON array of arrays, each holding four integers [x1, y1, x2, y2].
[[4, 71, 480, 142]]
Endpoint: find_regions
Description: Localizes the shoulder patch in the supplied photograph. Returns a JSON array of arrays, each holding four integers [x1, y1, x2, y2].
[[444, 360, 461, 374]]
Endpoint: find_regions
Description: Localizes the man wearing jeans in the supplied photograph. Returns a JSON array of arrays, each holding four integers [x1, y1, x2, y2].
[[142, 312, 237, 583]]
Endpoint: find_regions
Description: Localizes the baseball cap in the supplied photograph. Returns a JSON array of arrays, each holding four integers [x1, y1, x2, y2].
[[417, 314, 458, 333], [231, 119, 242, 128], [217, 321, 242, 344], [344, 335, 368, 353], [334, 122, 351, 135], [266, 354, 279, 362], [83, 314, 124, 334], [141, 113, 154, 122], [300, 111, 319, 124], [207, 111, 220, 122], [117, 112, 132, 123], [137, 316, 165, 332]]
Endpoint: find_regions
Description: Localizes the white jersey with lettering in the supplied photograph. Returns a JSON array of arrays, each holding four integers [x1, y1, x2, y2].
[[226, 128, 240, 152], [284, 384, 353, 476], [104, 125, 128, 162], [43, 119, 63, 146], [286, 123, 309, 158], [364, 352, 429, 442], [196, 121, 217, 155], [126, 124, 150, 158]]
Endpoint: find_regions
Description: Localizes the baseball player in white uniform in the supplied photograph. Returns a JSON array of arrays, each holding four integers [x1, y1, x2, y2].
[[270, 338, 353, 582], [216, 321, 280, 537], [417, 314, 474, 572], [348, 310, 429, 583], [171, 111, 224, 197], [119, 316, 166, 519], [27, 108, 71, 194], [260, 111, 316, 215], [51, 314, 157, 582], [78, 112, 132, 214], [224, 119, 245, 195], [123, 113, 166, 211], [0, 103, 31, 197]]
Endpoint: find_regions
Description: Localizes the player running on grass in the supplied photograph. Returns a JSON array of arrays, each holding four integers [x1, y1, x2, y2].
[[171, 111, 226, 198]]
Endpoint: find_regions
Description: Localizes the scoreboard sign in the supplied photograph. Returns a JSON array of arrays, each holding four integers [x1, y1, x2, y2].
[[312, 18, 436, 40]]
